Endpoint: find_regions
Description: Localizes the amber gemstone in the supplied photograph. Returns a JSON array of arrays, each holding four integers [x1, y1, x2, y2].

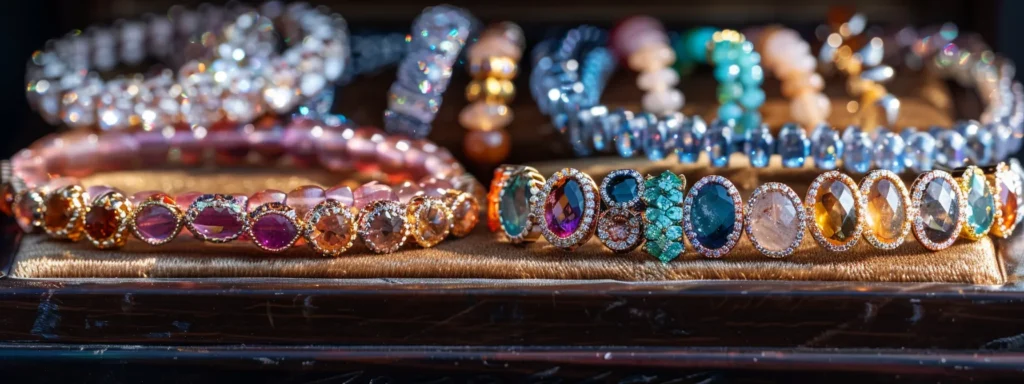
[[311, 213, 353, 253], [999, 179, 1018, 229], [85, 205, 120, 240], [865, 178, 906, 244], [0, 183, 15, 216], [813, 180, 859, 246]]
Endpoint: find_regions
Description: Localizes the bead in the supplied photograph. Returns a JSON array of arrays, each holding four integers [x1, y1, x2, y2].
[[790, 92, 831, 128], [704, 119, 733, 167], [464, 130, 511, 166], [873, 130, 906, 173], [717, 83, 744, 104], [674, 115, 706, 164], [811, 124, 844, 170], [964, 123, 995, 165], [842, 126, 872, 173], [650, 113, 684, 161], [613, 109, 640, 157], [935, 130, 968, 168], [718, 102, 743, 122], [637, 68, 679, 91], [714, 64, 740, 83], [285, 186, 326, 220], [628, 44, 675, 72], [353, 181, 399, 210], [777, 123, 811, 168], [739, 65, 764, 87], [590, 107, 615, 153], [781, 73, 825, 98], [465, 78, 515, 103], [468, 57, 518, 79], [905, 132, 937, 172], [987, 122, 1013, 161], [247, 189, 287, 212], [738, 87, 765, 109], [744, 123, 773, 168], [641, 89, 684, 114], [458, 101, 513, 131]]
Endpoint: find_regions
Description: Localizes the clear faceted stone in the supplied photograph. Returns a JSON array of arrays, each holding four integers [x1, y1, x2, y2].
[[965, 172, 996, 236], [613, 109, 640, 157], [905, 132, 937, 172], [674, 115, 707, 164], [811, 124, 843, 170], [866, 179, 906, 243], [749, 190, 799, 253], [777, 123, 810, 168], [935, 130, 968, 168], [873, 130, 906, 173], [920, 178, 960, 244], [842, 126, 873, 173], [964, 122, 995, 165]]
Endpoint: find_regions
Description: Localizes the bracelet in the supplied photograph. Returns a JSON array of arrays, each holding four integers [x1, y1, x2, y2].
[[3, 126, 480, 255], [610, 16, 684, 115], [458, 22, 524, 166], [384, 5, 477, 139], [25, 2, 350, 131], [489, 162, 1024, 261]]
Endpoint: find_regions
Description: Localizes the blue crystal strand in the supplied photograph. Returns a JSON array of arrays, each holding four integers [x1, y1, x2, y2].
[[811, 123, 843, 170], [873, 130, 906, 173], [705, 119, 734, 167], [613, 109, 638, 157], [935, 130, 968, 168], [842, 126, 873, 173], [744, 123, 773, 168], [777, 123, 811, 168], [675, 115, 707, 163], [905, 132, 936, 172]]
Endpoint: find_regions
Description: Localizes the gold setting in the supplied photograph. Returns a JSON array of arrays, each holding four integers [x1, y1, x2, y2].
[[805, 171, 864, 252], [13, 188, 46, 233], [85, 190, 133, 249], [991, 163, 1020, 238], [496, 166, 545, 244], [406, 196, 452, 248], [443, 189, 480, 238], [130, 194, 185, 246], [958, 166, 999, 241], [184, 194, 248, 244], [858, 170, 912, 249], [42, 184, 87, 241], [357, 199, 409, 254], [303, 200, 357, 257], [246, 202, 302, 252]]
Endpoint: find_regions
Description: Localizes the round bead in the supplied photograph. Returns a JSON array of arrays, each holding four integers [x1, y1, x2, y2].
[[465, 78, 515, 103], [464, 130, 511, 166], [637, 68, 680, 91]]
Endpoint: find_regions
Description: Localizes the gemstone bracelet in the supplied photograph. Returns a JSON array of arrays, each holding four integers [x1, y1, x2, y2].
[[3, 124, 481, 255], [458, 22, 524, 166], [488, 161, 1024, 261], [26, 2, 350, 131], [383, 5, 477, 139]]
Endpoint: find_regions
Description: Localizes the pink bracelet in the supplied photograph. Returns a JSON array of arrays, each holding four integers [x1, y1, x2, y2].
[[3, 122, 481, 255]]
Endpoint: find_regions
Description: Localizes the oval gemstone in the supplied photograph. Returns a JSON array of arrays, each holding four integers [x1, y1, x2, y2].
[[920, 178, 961, 244], [998, 177, 1018, 228], [310, 212, 353, 252], [85, 205, 120, 240], [748, 190, 799, 253], [690, 183, 736, 249], [605, 174, 639, 205], [135, 204, 179, 242], [813, 180, 858, 246], [866, 178, 907, 243], [544, 178, 585, 238], [191, 204, 245, 241], [499, 174, 531, 237], [366, 208, 406, 250], [964, 172, 995, 236], [251, 213, 297, 251]]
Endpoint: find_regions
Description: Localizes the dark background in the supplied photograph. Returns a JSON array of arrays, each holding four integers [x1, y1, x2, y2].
[[1, 0, 1018, 178]]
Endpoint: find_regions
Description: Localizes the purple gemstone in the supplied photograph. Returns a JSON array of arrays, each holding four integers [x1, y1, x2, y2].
[[135, 205, 179, 242], [191, 204, 245, 241], [251, 213, 297, 251], [544, 179, 585, 238]]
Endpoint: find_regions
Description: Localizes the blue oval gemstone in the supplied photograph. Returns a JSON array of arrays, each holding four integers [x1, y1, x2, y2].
[[690, 183, 736, 249], [811, 124, 843, 170], [744, 123, 773, 168], [777, 123, 811, 168], [704, 120, 734, 167], [873, 130, 906, 173], [675, 115, 706, 164], [499, 174, 532, 237], [605, 174, 639, 206], [905, 132, 937, 172]]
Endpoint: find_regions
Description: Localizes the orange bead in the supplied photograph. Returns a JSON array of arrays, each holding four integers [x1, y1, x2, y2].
[[464, 130, 511, 166]]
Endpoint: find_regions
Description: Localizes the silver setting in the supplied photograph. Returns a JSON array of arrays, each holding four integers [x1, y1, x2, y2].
[[184, 194, 249, 244], [743, 182, 805, 258], [910, 170, 965, 251], [596, 207, 644, 253], [532, 168, 600, 251], [683, 175, 743, 258], [599, 169, 645, 209]]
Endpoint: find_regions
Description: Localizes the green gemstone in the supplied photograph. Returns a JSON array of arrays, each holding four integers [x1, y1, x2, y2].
[[965, 172, 996, 236], [666, 189, 683, 203], [665, 225, 683, 240], [655, 195, 673, 210], [666, 206, 684, 221], [499, 173, 531, 237], [643, 171, 685, 260]]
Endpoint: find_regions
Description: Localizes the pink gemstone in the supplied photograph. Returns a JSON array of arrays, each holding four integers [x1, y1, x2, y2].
[[130, 190, 169, 206], [365, 207, 406, 251], [353, 181, 398, 210], [175, 191, 203, 213], [134, 129, 172, 167], [422, 157, 455, 179], [544, 178, 585, 238], [347, 127, 385, 171], [248, 115, 286, 162], [251, 213, 298, 251], [285, 186, 326, 220], [190, 199, 245, 241], [395, 181, 423, 203], [85, 185, 117, 203], [13, 149, 47, 188], [281, 117, 321, 168], [247, 189, 287, 212], [325, 185, 355, 207], [135, 204, 180, 242], [419, 177, 454, 198], [375, 136, 409, 174], [316, 121, 356, 172]]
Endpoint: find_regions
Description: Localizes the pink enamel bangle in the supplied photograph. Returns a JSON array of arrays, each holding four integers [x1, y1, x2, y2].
[[4, 124, 482, 256]]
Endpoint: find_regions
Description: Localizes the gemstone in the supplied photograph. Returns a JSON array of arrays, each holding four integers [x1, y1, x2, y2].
[[1, 183, 15, 216], [811, 124, 843, 170], [999, 176, 1018, 228], [605, 174, 639, 206], [935, 130, 968, 168], [777, 123, 811, 168], [598, 208, 643, 252], [310, 212, 354, 253], [690, 183, 736, 249], [44, 192, 77, 232], [964, 172, 995, 236], [866, 178, 907, 243], [813, 180, 859, 246], [325, 185, 355, 207], [643, 171, 685, 261], [964, 123, 994, 165], [674, 115, 706, 163], [414, 202, 451, 245], [365, 206, 407, 251], [499, 173, 532, 237], [613, 109, 640, 157], [395, 181, 423, 203], [353, 182, 399, 209], [544, 178, 585, 238], [247, 190, 287, 212], [191, 203, 245, 241], [873, 131, 906, 173], [744, 123, 773, 168], [134, 204, 179, 243], [642, 113, 668, 160], [920, 178, 960, 243], [14, 192, 41, 232], [905, 132, 936, 172], [842, 127, 872, 173], [251, 213, 297, 251], [704, 119, 733, 167], [85, 204, 120, 240], [749, 190, 799, 253], [285, 186, 326, 220], [450, 196, 479, 237]]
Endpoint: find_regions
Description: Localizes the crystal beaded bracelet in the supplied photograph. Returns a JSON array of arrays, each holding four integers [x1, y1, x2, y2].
[[383, 5, 477, 139], [489, 162, 1024, 261], [26, 2, 351, 132], [457, 22, 525, 166], [3, 125, 481, 255]]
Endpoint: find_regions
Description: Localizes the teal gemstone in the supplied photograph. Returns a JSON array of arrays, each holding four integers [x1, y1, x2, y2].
[[655, 171, 683, 190], [665, 225, 683, 240], [666, 206, 684, 221], [646, 238, 684, 263], [717, 82, 744, 103], [739, 87, 766, 109], [499, 174, 532, 237], [739, 65, 764, 87], [718, 102, 743, 122], [656, 195, 673, 210], [605, 174, 639, 206], [737, 51, 761, 67], [713, 64, 740, 83], [643, 171, 685, 260], [685, 27, 717, 62], [965, 172, 996, 236], [711, 41, 738, 64], [689, 183, 736, 249]]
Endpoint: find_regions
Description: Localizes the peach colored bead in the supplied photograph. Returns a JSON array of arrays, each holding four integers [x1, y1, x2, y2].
[[463, 130, 511, 167], [790, 92, 832, 128], [325, 185, 355, 207], [353, 181, 398, 209], [247, 189, 287, 212], [285, 185, 326, 220], [637, 68, 679, 91], [627, 44, 675, 73], [395, 181, 424, 203], [781, 73, 826, 98], [458, 101, 513, 131]]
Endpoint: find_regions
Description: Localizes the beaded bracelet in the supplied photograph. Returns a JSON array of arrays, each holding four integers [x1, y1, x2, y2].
[[488, 162, 1024, 261], [26, 2, 350, 131], [610, 16, 684, 115], [3, 124, 481, 255], [458, 22, 524, 166], [383, 5, 477, 139]]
